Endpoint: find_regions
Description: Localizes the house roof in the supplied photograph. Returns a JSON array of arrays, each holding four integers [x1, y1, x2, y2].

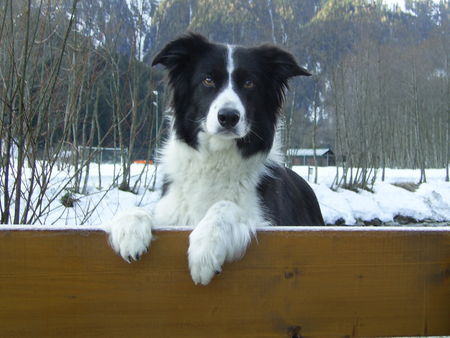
[[287, 148, 333, 156]]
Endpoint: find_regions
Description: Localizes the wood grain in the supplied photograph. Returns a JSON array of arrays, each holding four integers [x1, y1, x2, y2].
[[0, 228, 449, 337]]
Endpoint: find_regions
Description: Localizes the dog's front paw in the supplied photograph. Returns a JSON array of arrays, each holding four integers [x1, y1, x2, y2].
[[105, 208, 153, 262], [188, 228, 226, 285]]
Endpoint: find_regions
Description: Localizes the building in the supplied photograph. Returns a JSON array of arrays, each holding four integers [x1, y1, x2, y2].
[[287, 148, 335, 166]]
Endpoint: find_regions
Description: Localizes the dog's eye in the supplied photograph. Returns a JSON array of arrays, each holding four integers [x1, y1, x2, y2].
[[202, 76, 215, 88], [243, 80, 254, 89]]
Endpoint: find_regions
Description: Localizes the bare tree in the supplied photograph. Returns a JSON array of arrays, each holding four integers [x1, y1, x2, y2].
[[0, 0, 81, 224]]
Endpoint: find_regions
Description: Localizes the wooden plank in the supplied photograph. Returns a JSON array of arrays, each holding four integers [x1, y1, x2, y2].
[[0, 227, 449, 337]]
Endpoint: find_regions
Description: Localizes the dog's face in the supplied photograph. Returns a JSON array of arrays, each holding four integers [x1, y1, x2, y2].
[[152, 33, 310, 157]]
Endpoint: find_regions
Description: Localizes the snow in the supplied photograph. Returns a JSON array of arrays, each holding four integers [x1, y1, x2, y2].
[[2, 224, 449, 233], [384, 0, 408, 11], [2, 163, 449, 227], [292, 166, 450, 225], [383, 0, 433, 11]]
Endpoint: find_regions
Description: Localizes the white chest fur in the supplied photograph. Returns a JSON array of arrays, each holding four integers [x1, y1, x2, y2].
[[153, 133, 270, 227]]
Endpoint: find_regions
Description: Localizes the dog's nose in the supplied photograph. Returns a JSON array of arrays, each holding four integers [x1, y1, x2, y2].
[[218, 108, 240, 128]]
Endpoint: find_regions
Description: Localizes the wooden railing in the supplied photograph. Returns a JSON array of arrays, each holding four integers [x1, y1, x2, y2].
[[1, 226, 449, 337]]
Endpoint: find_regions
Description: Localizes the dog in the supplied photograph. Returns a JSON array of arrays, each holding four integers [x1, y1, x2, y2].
[[106, 33, 324, 285]]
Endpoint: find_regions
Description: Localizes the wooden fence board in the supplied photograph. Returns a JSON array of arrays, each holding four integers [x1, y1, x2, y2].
[[0, 227, 449, 337]]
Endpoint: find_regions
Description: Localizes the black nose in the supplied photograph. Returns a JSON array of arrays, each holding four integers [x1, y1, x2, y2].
[[218, 109, 240, 128]]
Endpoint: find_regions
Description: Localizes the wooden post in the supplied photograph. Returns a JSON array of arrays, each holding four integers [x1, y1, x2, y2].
[[0, 226, 449, 337]]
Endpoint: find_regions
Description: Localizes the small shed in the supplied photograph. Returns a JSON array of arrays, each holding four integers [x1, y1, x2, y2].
[[287, 148, 335, 166]]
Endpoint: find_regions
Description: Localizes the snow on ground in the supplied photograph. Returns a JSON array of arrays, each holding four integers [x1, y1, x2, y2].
[[293, 166, 450, 225], [3, 163, 450, 226], [41, 164, 161, 226]]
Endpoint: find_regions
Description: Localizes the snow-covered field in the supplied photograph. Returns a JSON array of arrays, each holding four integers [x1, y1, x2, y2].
[[293, 167, 450, 226], [4, 163, 450, 226]]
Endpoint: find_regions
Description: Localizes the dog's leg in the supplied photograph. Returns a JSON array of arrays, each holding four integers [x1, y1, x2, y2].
[[104, 208, 153, 262], [188, 201, 256, 285]]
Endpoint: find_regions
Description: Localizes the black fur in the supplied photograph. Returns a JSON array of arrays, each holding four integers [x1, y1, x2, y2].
[[258, 166, 324, 226], [153, 33, 324, 226]]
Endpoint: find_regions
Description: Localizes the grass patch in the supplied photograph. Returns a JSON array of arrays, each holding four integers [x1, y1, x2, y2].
[[60, 191, 79, 208], [341, 183, 374, 193], [392, 182, 420, 192]]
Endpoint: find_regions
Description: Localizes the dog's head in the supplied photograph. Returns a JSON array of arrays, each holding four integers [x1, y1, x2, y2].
[[152, 33, 310, 157]]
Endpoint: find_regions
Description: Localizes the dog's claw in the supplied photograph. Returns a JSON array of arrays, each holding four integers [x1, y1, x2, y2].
[[106, 208, 153, 263]]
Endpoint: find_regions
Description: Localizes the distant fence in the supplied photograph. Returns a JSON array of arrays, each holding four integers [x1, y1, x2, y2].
[[0, 226, 449, 337]]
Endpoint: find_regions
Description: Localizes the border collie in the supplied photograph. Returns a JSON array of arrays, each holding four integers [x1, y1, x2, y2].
[[106, 33, 324, 285]]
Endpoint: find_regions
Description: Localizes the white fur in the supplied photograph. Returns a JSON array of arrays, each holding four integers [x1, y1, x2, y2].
[[205, 45, 248, 137], [154, 132, 270, 226], [157, 133, 270, 284], [105, 128, 276, 284], [106, 208, 153, 262], [188, 201, 255, 285]]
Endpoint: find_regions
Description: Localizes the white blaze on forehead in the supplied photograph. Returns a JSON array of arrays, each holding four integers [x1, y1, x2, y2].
[[205, 44, 248, 138], [227, 44, 234, 75]]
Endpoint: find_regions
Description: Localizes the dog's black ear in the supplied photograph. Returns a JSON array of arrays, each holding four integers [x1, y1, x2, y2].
[[152, 33, 210, 69], [255, 45, 311, 78]]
